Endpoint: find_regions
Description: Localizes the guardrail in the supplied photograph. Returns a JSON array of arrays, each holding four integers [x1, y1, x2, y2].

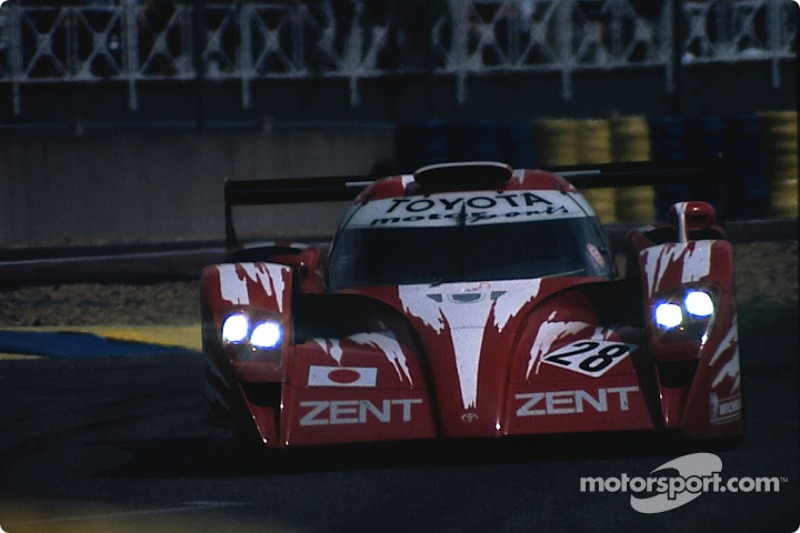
[[0, 0, 795, 113]]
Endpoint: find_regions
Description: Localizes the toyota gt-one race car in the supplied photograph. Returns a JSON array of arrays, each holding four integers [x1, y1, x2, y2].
[[202, 160, 742, 461]]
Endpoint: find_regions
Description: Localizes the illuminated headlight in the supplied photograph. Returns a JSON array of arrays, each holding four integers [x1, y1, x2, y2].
[[655, 302, 683, 330], [652, 287, 718, 340], [684, 290, 714, 318], [221, 313, 250, 344], [250, 321, 282, 350], [220, 312, 283, 353]]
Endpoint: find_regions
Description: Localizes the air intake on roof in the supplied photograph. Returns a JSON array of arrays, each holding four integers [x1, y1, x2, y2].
[[413, 161, 513, 190]]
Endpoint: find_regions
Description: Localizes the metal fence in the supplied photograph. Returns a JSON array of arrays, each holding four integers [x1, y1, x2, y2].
[[0, 0, 796, 114]]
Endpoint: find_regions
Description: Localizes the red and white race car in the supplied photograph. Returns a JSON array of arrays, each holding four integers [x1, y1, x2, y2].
[[201, 160, 742, 461]]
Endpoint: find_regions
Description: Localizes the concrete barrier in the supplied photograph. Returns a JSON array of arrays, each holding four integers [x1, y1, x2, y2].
[[0, 127, 395, 247]]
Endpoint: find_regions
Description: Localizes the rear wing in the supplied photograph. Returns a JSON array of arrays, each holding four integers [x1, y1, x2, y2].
[[549, 158, 720, 190], [224, 158, 722, 247], [225, 175, 374, 248]]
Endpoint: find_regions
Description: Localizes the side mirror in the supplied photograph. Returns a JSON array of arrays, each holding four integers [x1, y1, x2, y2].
[[295, 247, 321, 278], [288, 247, 323, 293], [668, 201, 716, 242]]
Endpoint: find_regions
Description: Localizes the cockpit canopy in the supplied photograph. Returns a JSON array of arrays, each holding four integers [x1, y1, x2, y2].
[[327, 188, 613, 291]]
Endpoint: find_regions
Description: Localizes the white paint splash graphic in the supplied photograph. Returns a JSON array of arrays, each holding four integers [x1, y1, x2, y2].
[[449, 325, 489, 409], [350, 332, 413, 385], [312, 338, 343, 364], [709, 316, 738, 366], [644, 245, 681, 297], [710, 316, 740, 393], [589, 327, 615, 341], [217, 264, 250, 305], [711, 349, 741, 393], [399, 288, 446, 333], [681, 242, 712, 284], [217, 263, 288, 311], [643, 242, 712, 297], [494, 280, 542, 331], [400, 281, 540, 409], [527, 311, 592, 378], [313, 332, 413, 385]]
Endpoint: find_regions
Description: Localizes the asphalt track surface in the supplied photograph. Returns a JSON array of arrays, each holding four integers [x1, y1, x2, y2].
[[0, 325, 797, 533]]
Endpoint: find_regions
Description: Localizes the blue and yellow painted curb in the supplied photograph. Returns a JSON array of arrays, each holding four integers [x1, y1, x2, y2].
[[0, 325, 201, 360]]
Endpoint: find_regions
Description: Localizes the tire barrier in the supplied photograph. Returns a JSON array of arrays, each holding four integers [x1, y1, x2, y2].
[[532, 118, 618, 222], [576, 119, 616, 224], [396, 120, 536, 173], [686, 116, 727, 214], [723, 115, 770, 220], [532, 119, 579, 166], [650, 115, 773, 221], [611, 116, 655, 223], [394, 113, 796, 222], [649, 116, 690, 220], [761, 111, 798, 219], [447, 121, 502, 163], [395, 120, 449, 171], [497, 122, 537, 169]]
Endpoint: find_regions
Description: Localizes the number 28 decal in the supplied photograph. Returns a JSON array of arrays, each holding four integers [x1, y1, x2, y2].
[[542, 340, 635, 377]]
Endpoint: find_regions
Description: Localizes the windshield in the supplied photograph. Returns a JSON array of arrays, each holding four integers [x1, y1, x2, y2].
[[327, 216, 613, 291]]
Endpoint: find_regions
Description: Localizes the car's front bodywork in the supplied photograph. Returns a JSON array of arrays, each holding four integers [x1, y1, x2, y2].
[[202, 160, 742, 457]]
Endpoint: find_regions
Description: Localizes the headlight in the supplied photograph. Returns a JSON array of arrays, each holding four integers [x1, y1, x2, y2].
[[250, 321, 282, 350], [684, 290, 714, 318], [218, 311, 284, 362], [655, 302, 683, 329], [652, 287, 717, 340], [221, 313, 250, 344]]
